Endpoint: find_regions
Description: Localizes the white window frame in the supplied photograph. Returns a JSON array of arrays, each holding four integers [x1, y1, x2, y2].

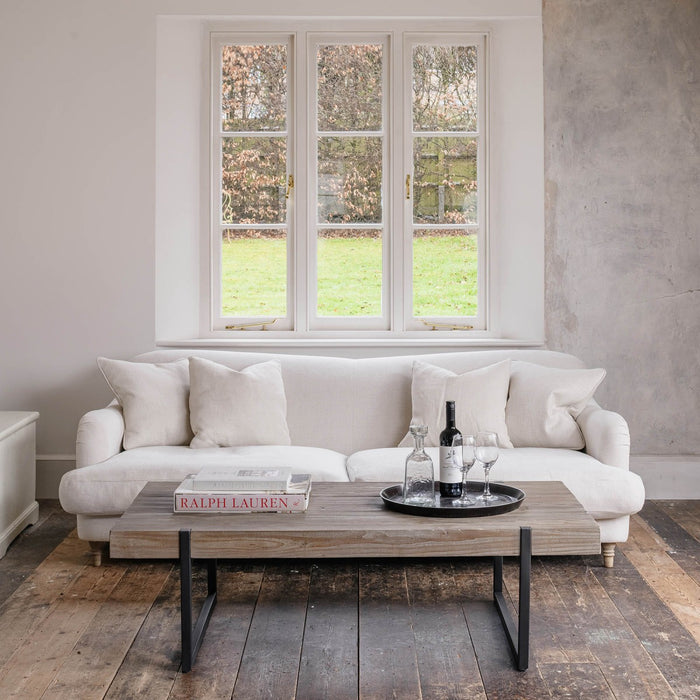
[[402, 33, 487, 332], [208, 22, 490, 337], [307, 33, 391, 332], [210, 33, 295, 332]]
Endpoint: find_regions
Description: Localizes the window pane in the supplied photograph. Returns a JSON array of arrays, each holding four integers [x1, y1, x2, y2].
[[317, 44, 383, 131], [413, 229, 478, 317], [222, 137, 287, 224], [413, 136, 477, 225], [317, 229, 382, 317], [413, 45, 477, 132], [221, 44, 287, 132], [221, 230, 286, 316], [318, 137, 382, 224]]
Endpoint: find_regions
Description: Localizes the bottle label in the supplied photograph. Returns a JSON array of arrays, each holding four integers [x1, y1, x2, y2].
[[439, 446, 462, 484]]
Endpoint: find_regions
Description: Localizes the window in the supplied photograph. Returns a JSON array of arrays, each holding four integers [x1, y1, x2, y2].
[[210, 28, 486, 335]]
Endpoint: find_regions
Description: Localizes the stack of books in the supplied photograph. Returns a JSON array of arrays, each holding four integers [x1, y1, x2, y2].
[[173, 466, 312, 513]]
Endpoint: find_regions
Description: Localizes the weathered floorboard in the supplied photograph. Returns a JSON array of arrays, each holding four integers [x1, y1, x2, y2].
[[358, 562, 421, 700], [169, 561, 264, 700], [104, 567, 183, 699], [591, 550, 700, 700], [406, 559, 486, 700], [620, 514, 700, 644], [296, 560, 359, 700], [0, 505, 75, 606], [231, 561, 310, 700], [43, 562, 172, 700], [545, 555, 676, 699]]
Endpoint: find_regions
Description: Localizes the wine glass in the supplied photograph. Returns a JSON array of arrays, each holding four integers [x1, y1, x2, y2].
[[451, 434, 476, 506], [475, 431, 499, 502]]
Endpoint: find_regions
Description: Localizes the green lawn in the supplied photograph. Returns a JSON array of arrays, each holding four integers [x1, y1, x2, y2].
[[221, 234, 477, 317]]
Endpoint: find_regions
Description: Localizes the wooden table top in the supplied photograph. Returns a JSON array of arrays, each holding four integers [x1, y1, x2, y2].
[[109, 481, 600, 560]]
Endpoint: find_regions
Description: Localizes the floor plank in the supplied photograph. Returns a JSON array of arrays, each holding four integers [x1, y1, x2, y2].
[[638, 501, 700, 584], [620, 515, 700, 644], [543, 556, 677, 699], [0, 504, 76, 606], [358, 562, 421, 700], [42, 562, 172, 700], [296, 560, 359, 700], [0, 531, 87, 670], [657, 501, 700, 542], [591, 551, 700, 700], [455, 558, 553, 700], [231, 561, 310, 700], [104, 566, 182, 699], [169, 561, 264, 700], [0, 563, 125, 699], [406, 559, 486, 700]]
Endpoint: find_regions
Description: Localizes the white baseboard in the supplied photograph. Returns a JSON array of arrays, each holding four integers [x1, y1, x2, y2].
[[630, 455, 700, 499]]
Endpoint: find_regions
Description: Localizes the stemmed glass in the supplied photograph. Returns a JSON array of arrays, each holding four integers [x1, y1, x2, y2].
[[451, 434, 476, 506], [475, 431, 499, 502]]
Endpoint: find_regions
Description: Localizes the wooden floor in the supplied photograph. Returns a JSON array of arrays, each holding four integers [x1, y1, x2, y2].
[[0, 501, 698, 699]]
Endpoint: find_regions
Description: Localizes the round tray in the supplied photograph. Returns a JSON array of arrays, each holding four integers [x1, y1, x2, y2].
[[380, 481, 525, 517]]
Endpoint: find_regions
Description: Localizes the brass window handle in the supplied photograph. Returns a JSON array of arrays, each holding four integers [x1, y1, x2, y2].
[[285, 174, 294, 200], [405, 174, 411, 199]]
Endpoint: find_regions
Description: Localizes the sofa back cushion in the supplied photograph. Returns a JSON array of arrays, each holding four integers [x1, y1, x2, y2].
[[188, 357, 291, 448], [132, 348, 586, 455], [506, 362, 606, 449], [97, 357, 193, 449]]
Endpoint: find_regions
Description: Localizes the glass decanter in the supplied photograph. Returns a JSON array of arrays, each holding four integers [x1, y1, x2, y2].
[[403, 424, 435, 506]]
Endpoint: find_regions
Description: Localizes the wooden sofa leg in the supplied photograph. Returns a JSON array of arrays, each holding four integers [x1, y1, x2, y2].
[[601, 542, 616, 568], [88, 541, 107, 567]]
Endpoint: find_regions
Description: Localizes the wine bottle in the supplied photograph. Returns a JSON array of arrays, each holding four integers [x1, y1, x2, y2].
[[439, 400, 462, 498]]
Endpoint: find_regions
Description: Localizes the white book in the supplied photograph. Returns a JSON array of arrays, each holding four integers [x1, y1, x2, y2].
[[190, 466, 295, 492], [174, 476, 311, 513]]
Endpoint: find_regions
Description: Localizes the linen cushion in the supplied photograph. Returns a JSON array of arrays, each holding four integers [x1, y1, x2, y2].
[[346, 446, 645, 520], [399, 360, 513, 449], [97, 357, 192, 450], [59, 445, 349, 515], [189, 357, 291, 448], [506, 362, 606, 448]]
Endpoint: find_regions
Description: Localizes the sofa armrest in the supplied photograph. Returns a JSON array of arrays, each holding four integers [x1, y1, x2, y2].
[[75, 403, 125, 468], [577, 404, 630, 470]]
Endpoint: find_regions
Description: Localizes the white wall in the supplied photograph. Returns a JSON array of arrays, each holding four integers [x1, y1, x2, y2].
[[0, 1, 157, 470]]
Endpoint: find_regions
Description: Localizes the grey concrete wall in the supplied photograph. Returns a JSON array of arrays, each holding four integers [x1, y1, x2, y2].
[[543, 0, 700, 454]]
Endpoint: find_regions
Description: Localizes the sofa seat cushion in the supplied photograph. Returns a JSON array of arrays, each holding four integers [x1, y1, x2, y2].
[[60, 445, 349, 516], [346, 447, 645, 520]]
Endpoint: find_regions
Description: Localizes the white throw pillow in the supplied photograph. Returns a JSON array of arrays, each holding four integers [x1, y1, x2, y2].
[[399, 360, 513, 449], [506, 361, 606, 449], [97, 357, 192, 449], [188, 357, 292, 448]]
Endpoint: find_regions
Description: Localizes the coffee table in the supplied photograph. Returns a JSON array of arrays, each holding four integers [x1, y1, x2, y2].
[[109, 480, 600, 673]]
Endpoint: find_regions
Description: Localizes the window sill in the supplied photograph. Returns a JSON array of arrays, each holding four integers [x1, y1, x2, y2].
[[156, 336, 545, 351]]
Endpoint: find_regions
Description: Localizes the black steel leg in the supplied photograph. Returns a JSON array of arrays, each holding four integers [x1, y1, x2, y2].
[[179, 529, 217, 673], [493, 526, 531, 671]]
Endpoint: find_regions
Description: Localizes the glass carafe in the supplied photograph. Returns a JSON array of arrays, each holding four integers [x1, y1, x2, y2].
[[403, 424, 435, 506]]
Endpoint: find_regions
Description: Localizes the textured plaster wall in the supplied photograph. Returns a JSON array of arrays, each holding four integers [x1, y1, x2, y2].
[[543, 0, 700, 454]]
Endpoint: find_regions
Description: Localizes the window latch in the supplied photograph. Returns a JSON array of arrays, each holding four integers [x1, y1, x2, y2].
[[405, 174, 411, 200], [285, 174, 294, 200], [422, 320, 474, 331], [224, 319, 278, 331]]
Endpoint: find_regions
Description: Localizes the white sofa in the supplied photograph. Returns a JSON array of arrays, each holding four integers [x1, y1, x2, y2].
[[59, 348, 645, 566]]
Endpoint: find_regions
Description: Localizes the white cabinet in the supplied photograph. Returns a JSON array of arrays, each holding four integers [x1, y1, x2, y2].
[[0, 411, 40, 558]]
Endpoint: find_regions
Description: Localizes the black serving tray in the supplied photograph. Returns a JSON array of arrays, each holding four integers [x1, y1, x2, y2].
[[380, 481, 525, 517]]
